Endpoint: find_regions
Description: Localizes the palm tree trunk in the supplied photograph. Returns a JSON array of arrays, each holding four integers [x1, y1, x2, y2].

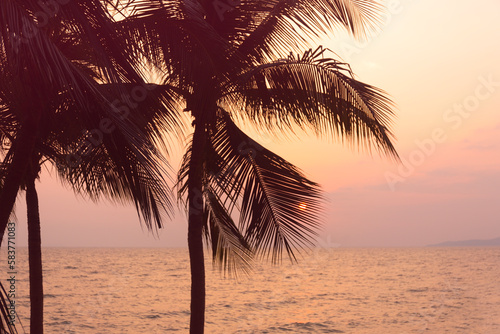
[[26, 170, 44, 334], [188, 123, 206, 334], [0, 119, 39, 246]]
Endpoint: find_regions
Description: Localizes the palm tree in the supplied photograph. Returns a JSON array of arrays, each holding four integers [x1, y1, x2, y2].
[[118, 1, 398, 333], [0, 1, 179, 332], [0, 0, 173, 241]]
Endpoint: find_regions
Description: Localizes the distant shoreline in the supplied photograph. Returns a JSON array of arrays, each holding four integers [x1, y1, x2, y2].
[[427, 237, 500, 247], [3, 244, 500, 249]]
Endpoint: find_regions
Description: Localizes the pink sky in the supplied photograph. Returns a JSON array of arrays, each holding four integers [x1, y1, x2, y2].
[[12, 0, 500, 248]]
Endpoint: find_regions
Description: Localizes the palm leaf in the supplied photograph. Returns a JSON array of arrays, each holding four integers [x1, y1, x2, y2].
[[203, 186, 252, 275], [115, 0, 234, 87], [228, 46, 398, 158], [217, 111, 323, 262], [178, 140, 253, 275], [0, 280, 19, 333], [43, 84, 179, 229], [233, 0, 385, 62], [179, 110, 323, 264]]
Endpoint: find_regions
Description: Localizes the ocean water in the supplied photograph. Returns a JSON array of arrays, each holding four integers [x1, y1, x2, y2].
[[3, 247, 500, 333]]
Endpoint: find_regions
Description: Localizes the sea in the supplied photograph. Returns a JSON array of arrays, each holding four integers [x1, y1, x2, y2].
[[2, 247, 499, 333]]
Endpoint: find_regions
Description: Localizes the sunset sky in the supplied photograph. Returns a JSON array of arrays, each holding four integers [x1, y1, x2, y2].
[[13, 0, 500, 248]]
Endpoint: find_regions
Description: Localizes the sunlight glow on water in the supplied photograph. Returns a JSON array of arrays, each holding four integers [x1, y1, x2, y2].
[[3, 247, 500, 333]]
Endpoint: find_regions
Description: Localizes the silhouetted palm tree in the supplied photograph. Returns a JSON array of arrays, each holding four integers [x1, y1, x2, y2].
[[0, 1, 179, 333], [0, 0, 177, 240], [119, 0, 398, 332]]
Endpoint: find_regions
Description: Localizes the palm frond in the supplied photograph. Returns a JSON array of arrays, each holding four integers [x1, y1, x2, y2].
[[43, 84, 179, 230], [0, 281, 19, 334], [203, 186, 252, 275], [234, 0, 385, 62], [58, 146, 171, 229], [179, 110, 323, 264], [115, 0, 234, 87], [0, 1, 97, 109], [178, 141, 253, 275], [216, 111, 323, 263], [228, 46, 398, 159]]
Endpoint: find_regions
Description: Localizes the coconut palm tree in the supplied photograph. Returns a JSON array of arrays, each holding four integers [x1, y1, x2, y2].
[[0, 0, 176, 241], [0, 1, 179, 333], [118, 0, 398, 333]]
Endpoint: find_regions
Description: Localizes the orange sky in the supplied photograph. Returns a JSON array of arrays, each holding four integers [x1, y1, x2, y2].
[[12, 0, 500, 248]]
